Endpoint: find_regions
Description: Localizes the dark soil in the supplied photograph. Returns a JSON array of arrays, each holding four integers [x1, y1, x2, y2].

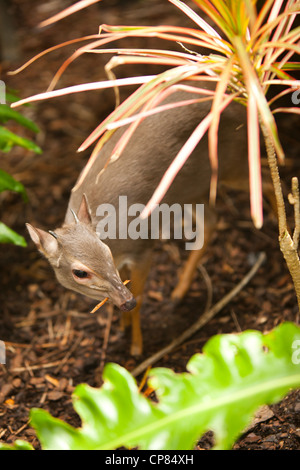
[[0, 0, 299, 450]]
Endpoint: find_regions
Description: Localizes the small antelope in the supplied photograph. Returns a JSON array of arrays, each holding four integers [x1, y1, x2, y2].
[[26, 83, 269, 356]]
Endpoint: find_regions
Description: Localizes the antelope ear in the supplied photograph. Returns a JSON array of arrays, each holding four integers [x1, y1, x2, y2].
[[77, 194, 92, 225], [26, 223, 58, 257]]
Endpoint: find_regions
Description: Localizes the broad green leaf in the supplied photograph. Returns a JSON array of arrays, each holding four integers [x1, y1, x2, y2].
[[0, 222, 27, 246], [22, 323, 300, 450], [0, 104, 39, 133], [0, 126, 41, 153], [151, 323, 300, 450], [0, 169, 27, 201], [0, 440, 34, 450]]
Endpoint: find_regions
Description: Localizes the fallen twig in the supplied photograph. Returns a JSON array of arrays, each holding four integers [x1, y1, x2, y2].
[[90, 279, 130, 313], [198, 263, 213, 313], [11, 361, 62, 373], [55, 332, 84, 373]]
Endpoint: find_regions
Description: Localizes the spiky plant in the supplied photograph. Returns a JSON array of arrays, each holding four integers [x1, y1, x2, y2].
[[11, 0, 300, 305]]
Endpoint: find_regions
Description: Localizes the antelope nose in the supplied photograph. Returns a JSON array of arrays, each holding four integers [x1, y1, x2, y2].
[[120, 297, 137, 311]]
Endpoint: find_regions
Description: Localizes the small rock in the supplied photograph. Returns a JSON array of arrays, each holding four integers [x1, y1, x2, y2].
[[12, 378, 22, 388], [0, 384, 13, 403], [47, 390, 64, 401], [245, 433, 260, 443], [294, 403, 300, 412], [264, 434, 277, 442]]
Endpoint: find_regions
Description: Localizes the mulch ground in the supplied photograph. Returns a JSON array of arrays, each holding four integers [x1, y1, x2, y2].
[[0, 0, 299, 450]]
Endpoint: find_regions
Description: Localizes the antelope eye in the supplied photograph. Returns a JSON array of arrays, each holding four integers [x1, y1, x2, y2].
[[72, 269, 89, 279]]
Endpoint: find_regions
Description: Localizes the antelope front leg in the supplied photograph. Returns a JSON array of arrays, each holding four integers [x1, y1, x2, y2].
[[126, 255, 152, 356], [171, 248, 205, 301], [171, 208, 216, 302], [120, 310, 132, 330]]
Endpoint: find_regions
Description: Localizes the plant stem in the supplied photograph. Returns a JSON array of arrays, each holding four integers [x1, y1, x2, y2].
[[261, 123, 300, 310]]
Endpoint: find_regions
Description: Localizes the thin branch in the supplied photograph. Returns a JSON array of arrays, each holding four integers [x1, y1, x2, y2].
[[55, 333, 84, 373], [198, 264, 213, 313], [260, 122, 287, 235], [291, 177, 300, 248], [262, 124, 300, 310]]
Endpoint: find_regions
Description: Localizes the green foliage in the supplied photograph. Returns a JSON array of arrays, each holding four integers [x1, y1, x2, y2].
[[0, 93, 41, 245], [0, 125, 41, 154], [1, 323, 299, 450], [0, 104, 39, 133], [0, 221, 27, 246], [0, 169, 27, 201], [0, 440, 34, 450], [0, 94, 41, 153], [0, 166, 27, 245]]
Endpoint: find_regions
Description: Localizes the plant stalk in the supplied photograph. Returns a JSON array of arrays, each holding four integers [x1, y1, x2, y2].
[[261, 122, 300, 310]]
